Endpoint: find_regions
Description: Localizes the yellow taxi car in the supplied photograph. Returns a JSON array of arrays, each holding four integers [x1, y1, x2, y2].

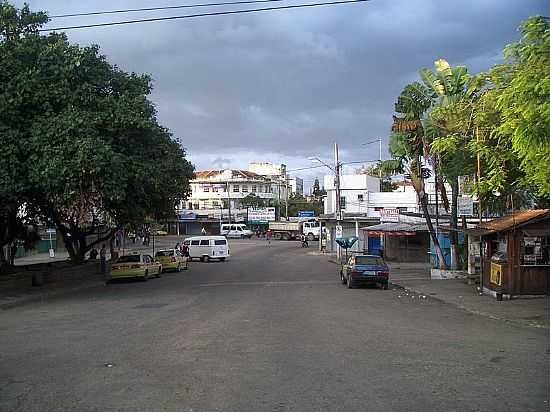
[[154, 249, 188, 272], [109, 253, 162, 281]]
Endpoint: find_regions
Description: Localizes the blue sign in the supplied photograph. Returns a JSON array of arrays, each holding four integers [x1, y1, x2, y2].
[[178, 210, 197, 221], [297, 210, 315, 217]]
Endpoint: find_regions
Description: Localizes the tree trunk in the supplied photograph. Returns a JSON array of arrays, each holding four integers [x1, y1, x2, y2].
[[419, 192, 448, 269], [450, 178, 459, 270]]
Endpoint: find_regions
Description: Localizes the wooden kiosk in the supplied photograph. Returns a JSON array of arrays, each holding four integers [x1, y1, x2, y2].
[[468, 210, 550, 298]]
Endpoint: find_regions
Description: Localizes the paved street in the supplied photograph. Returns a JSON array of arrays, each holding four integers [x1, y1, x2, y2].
[[1, 240, 549, 411]]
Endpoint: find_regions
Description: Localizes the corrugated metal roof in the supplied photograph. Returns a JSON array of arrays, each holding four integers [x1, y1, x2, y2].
[[360, 222, 429, 236], [469, 209, 550, 235]]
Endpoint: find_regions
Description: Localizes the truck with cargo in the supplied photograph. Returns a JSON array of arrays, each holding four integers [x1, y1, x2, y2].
[[268, 220, 320, 241]]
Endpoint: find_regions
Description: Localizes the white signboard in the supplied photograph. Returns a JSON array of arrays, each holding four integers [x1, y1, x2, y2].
[[380, 208, 400, 223], [335, 225, 343, 239], [458, 197, 474, 216], [247, 207, 276, 224]]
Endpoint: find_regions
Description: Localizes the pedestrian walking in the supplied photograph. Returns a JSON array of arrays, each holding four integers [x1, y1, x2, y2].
[[99, 244, 107, 274], [201, 227, 207, 235], [175, 242, 180, 250], [89, 248, 98, 260], [266, 229, 272, 246]]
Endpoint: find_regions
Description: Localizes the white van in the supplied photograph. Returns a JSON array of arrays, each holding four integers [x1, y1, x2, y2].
[[220, 223, 253, 239], [183, 236, 230, 262], [303, 221, 321, 240]]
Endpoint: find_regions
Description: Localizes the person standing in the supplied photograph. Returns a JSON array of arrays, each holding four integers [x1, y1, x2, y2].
[[201, 227, 207, 235], [266, 229, 272, 246], [99, 244, 107, 274]]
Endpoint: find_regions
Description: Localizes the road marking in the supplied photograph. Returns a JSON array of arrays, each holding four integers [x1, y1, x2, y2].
[[197, 280, 336, 287]]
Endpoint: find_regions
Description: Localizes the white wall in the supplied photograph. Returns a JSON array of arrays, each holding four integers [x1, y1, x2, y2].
[[367, 192, 419, 218], [323, 174, 380, 214]]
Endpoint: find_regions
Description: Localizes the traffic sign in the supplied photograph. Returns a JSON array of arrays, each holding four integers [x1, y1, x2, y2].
[[297, 210, 315, 217]]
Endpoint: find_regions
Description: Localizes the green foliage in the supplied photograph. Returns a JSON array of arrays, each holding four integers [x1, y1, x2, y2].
[[496, 16, 550, 196], [0, 2, 194, 263], [241, 194, 266, 208]]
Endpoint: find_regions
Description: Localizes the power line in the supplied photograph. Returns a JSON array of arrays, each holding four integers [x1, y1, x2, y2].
[[40, 0, 370, 32], [286, 164, 327, 172], [50, 0, 287, 18]]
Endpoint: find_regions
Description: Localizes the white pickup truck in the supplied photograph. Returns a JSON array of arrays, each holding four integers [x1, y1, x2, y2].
[[268, 220, 320, 241]]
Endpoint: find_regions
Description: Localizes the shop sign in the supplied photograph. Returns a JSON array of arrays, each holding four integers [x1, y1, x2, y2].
[[380, 208, 400, 223], [247, 207, 276, 224], [178, 210, 197, 221], [298, 210, 315, 217], [490, 262, 503, 286], [458, 197, 474, 216], [335, 225, 343, 239]]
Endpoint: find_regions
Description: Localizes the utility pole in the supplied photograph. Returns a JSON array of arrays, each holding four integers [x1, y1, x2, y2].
[[378, 137, 382, 179], [226, 182, 232, 224], [335, 142, 342, 261], [285, 177, 289, 219]]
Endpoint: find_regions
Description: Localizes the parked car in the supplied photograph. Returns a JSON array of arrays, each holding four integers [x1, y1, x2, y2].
[[155, 249, 188, 272], [109, 253, 162, 281], [152, 229, 168, 236], [220, 224, 253, 239], [183, 236, 230, 262], [340, 254, 389, 289]]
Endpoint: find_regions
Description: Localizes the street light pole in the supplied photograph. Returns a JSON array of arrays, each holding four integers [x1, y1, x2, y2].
[[334, 142, 342, 261]]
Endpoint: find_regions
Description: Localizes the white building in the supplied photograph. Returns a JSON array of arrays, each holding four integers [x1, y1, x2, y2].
[[182, 170, 274, 210], [323, 174, 422, 218], [248, 162, 289, 203], [323, 174, 380, 215], [288, 176, 304, 196]]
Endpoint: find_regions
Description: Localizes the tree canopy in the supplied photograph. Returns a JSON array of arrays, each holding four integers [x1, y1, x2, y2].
[[0, 2, 194, 265]]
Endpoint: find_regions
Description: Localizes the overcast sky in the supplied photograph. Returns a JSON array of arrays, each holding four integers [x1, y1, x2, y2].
[[19, 0, 549, 192]]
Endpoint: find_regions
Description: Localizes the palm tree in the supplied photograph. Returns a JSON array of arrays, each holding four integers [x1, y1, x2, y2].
[[420, 59, 485, 269], [386, 82, 448, 269]]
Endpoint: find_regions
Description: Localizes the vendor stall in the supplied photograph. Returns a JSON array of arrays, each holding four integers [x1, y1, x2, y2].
[[468, 209, 550, 297]]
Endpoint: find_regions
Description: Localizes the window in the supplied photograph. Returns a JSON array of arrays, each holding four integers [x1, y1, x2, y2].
[[200, 239, 210, 246], [233, 185, 240, 192], [203, 186, 210, 192], [155, 250, 172, 257], [214, 239, 227, 245], [356, 256, 384, 265], [212, 201, 219, 207], [212, 187, 218, 192], [191, 240, 200, 246], [184, 240, 190, 246], [193, 203, 199, 210], [230, 225, 236, 230], [340, 196, 346, 210], [251, 185, 257, 192], [242, 185, 248, 192], [117, 255, 140, 263], [398, 207, 408, 213], [357, 194, 364, 202], [374, 207, 383, 211]]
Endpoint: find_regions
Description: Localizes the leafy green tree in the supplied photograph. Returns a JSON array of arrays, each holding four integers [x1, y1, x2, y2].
[[241, 194, 266, 208], [385, 82, 447, 268], [495, 16, 550, 197], [0, 2, 194, 264], [356, 163, 398, 192], [420, 59, 485, 269]]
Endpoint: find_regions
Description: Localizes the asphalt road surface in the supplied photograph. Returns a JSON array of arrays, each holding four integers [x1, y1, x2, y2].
[[1, 239, 549, 411]]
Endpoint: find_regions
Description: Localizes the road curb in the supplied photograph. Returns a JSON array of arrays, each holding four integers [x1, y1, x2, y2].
[[390, 281, 549, 330], [0, 280, 106, 310]]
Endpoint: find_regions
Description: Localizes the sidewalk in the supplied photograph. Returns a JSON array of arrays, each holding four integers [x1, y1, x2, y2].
[[326, 257, 550, 329], [390, 267, 550, 330], [0, 262, 106, 310]]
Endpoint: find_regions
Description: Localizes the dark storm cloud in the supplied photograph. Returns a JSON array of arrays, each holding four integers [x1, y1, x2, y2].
[[21, 0, 549, 173]]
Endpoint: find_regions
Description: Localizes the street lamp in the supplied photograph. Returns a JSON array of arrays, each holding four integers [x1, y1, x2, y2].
[[361, 138, 382, 177]]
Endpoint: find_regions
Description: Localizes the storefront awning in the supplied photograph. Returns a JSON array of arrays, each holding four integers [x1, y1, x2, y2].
[[361, 222, 429, 236]]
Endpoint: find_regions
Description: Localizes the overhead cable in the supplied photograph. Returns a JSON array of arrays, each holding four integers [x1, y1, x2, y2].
[[40, 0, 370, 31], [51, 0, 287, 18]]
